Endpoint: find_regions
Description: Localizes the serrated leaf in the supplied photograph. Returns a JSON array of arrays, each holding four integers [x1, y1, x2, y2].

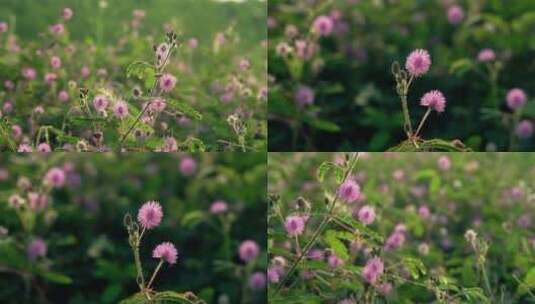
[[518, 267, 535, 296], [181, 211, 205, 228], [167, 99, 202, 120], [317, 161, 344, 183], [324, 230, 349, 260]]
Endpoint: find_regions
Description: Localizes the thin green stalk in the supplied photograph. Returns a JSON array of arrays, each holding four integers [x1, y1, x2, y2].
[[133, 244, 145, 290], [147, 259, 164, 290], [415, 108, 432, 138]]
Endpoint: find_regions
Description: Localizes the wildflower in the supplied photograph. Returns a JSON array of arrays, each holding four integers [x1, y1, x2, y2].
[[12, 125, 22, 138], [28, 192, 48, 210], [464, 229, 477, 244], [384, 231, 405, 251], [362, 257, 384, 284], [0, 22, 8, 33], [92, 95, 109, 111], [179, 156, 197, 176], [284, 215, 305, 237], [506, 88, 527, 110], [152, 242, 178, 264], [248, 272, 266, 290], [338, 180, 361, 203], [37, 143, 51, 152], [377, 282, 393, 295], [8, 194, 25, 208], [210, 200, 228, 214], [34, 106, 44, 115], [27, 238, 47, 261], [418, 205, 431, 219], [133, 9, 146, 18], [44, 73, 57, 85], [477, 48, 496, 62], [58, 90, 69, 102], [405, 49, 431, 77], [239, 240, 260, 263], [308, 249, 324, 261], [137, 201, 163, 230], [420, 90, 446, 112], [159, 73, 177, 93], [358, 205, 376, 225], [22, 67, 37, 80], [4, 80, 14, 90], [239, 58, 251, 71], [312, 15, 334, 36], [267, 266, 282, 283], [437, 155, 451, 171], [113, 100, 129, 119], [62, 8, 73, 20], [447, 5, 464, 25], [17, 144, 33, 152], [328, 254, 344, 268], [188, 38, 198, 49], [515, 120, 533, 139], [294, 85, 315, 107], [149, 97, 167, 112], [44, 167, 66, 188], [49, 23, 65, 35], [161, 137, 178, 152], [50, 56, 62, 69], [275, 42, 292, 57], [81, 66, 90, 78]]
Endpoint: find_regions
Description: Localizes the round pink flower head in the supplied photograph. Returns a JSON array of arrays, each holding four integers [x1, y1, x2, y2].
[[420, 90, 446, 112], [248, 272, 267, 290], [516, 120, 534, 139], [113, 100, 129, 119], [159, 73, 177, 93], [179, 156, 197, 176], [81, 66, 90, 78], [447, 5, 465, 25], [17, 143, 33, 152], [58, 90, 69, 102], [44, 73, 58, 85], [0, 22, 8, 33], [210, 200, 228, 214], [295, 85, 315, 107], [328, 254, 344, 268], [477, 48, 496, 62], [22, 67, 37, 80], [378, 282, 393, 295], [267, 266, 281, 283], [506, 88, 527, 110], [418, 205, 431, 219], [405, 49, 431, 77], [137, 201, 163, 230], [50, 56, 61, 69], [27, 238, 47, 261], [338, 180, 361, 203], [92, 95, 109, 111], [437, 155, 451, 171], [358, 205, 376, 225], [149, 97, 167, 112], [49, 23, 65, 35], [152, 242, 178, 264], [44, 167, 66, 188], [284, 215, 305, 237], [384, 231, 405, 251], [362, 257, 384, 284], [239, 240, 260, 263], [62, 8, 73, 20], [188, 38, 198, 49], [312, 15, 334, 37], [37, 143, 51, 153]]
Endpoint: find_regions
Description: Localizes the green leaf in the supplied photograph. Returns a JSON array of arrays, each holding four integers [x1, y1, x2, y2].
[[306, 118, 341, 132], [155, 291, 206, 303], [316, 162, 344, 183], [462, 287, 491, 304], [40, 271, 73, 285], [181, 211, 205, 228], [126, 61, 156, 89], [517, 267, 535, 296], [324, 230, 349, 260], [402, 257, 427, 280], [449, 58, 473, 77], [167, 99, 203, 120]]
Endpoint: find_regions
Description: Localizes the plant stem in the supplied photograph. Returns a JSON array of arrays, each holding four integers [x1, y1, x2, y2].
[[400, 94, 413, 138], [480, 265, 494, 301], [133, 244, 145, 290], [414, 108, 432, 138], [147, 259, 164, 290]]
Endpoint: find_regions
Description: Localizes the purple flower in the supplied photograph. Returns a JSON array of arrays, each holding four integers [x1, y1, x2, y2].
[[27, 238, 47, 261], [159, 73, 177, 93], [37, 143, 51, 153], [44, 167, 66, 188], [50, 56, 61, 69], [328, 254, 344, 268], [58, 90, 69, 102], [92, 95, 109, 111], [307, 248, 324, 261], [312, 15, 334, 36], [515, 120, 533, 139], [405, 49, 431, 77], [384, 232, 405, 251], [248, 272, 266, 290], [137, 201, 163, 229], [113, 100, 129, 119], [22, 67, 36, 80], [477, 48, 496, 62], [63, 8, 73, 20], [506, 88, 527, 110], [239, 240, 260, 263], [338, 180, 361, 203], [377, 282, 393, 295], [284, 215, 305, 237], [210, 200, 228, 214], [447, 5, 464, 25], [267, 266, 282, 283], [152, 242, 178, 264], [179, 156, 197, 176], [149, 97, 167, 112], [358, 205, 376, 225], [294, 85, 315, 107], [420, 90, 446, 112], [418, 205, 431, 219], [362, 257, 384, 284]]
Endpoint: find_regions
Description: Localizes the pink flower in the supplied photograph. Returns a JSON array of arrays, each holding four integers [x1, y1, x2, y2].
[[28, 192, 48, 210], [312, 15, 334, 36], [239, 58, 251, 71], [0, 22, 8, 33], [447, 5, 464, 25], [210, 200, 228, 214], [268, 266, 282, 283], [248, 272, 267, 290], [477, 48, 496, 62], [239, 240, 260, 263], [338, 180, 361, 203], [438, 155, 451, 171], [162, 137, 178, 152], [81, 66, 90, 78], [362, 257, 384, 284], [44, 167, 65, 188], [62, 8, 73, 20], [358, 205, 376, 225], [418, 205, 431, 219], [49, 23, 65, 35], [284, 215, 305, 237], [308, 249, 324, 261], [179, 156, 197, 176], [133, 9, 146, 18], [149, 97, 167, 112], [137, 201, 163, 229], [295, 85, 315, 107], [44, 73, 57, 85], [27, 238, 47, 261], [405, 49, 431, 77], [4, 80, 14, 90], [37, 143, 51, 152], [11, 125, 22, 138], [506, 88, 527, 110], [420, 90, 446, 112], [152, 242, 178, 264], [22, 67, 36, 80], [384, 231, 405, 251], [17, 144, 33, 152], [377, 282, 393, 295], [328, 254, 344, 268], [159, 73, 177, 93], [188, 38, 198, 49], [50, 56, 61, 69], [113, 100, 129, 119], [92, 95, 109, 111], [516, 120, 533, 139], [58, 90, 69, 102]]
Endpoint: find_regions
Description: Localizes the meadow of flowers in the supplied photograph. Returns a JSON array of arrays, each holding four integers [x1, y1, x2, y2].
[[0, 153, 267, 304], [0, 0, 267, 152], [268, 0, 535, 151], [268, 152, 535, 303]]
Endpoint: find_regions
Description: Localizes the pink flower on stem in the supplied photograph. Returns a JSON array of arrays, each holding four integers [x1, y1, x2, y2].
[[248, 272, 267, 290], [149, 97, 167, 112], [312, 15, 334, 36], [152, 242, 178, 264], [44, 73, 57, 85], [113, 100, 129, 119], [37, 143, 51, 152], [516, 120, 533, 139], [17, 144, 33, 152], [27, 238, 47, 261], [438, 155, 451, 171], [92, 95, 109, 111], [62, 8, 73, 20], [362, 257, 384, 284], [405, 49, 431, 77], [295, 85, 315, 107], [284, 215, 305, 237], [420, 90, 446, 112], [159, 73, 177, 93], [22, 68, 37, 80], [179, 156, 197, 176], [137, 201, 163, 230], [50, 56, 62, 69], [506, 88, 527, 110], [447, 5, 465, 25], [384, 231, 405, 251], [44, 167, 65, 188], [358, 205, 376, 225], [477, 48, 496, 62], [49, 23, 65, 35], [338, 180, 361, 203], [239, 240, 260, 263], [0, 22, 8, 33], [210, 200, 228, 214], [328, 254, 344, 268], [58, 90, 69, 102], [81, 66, 90, 78]]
